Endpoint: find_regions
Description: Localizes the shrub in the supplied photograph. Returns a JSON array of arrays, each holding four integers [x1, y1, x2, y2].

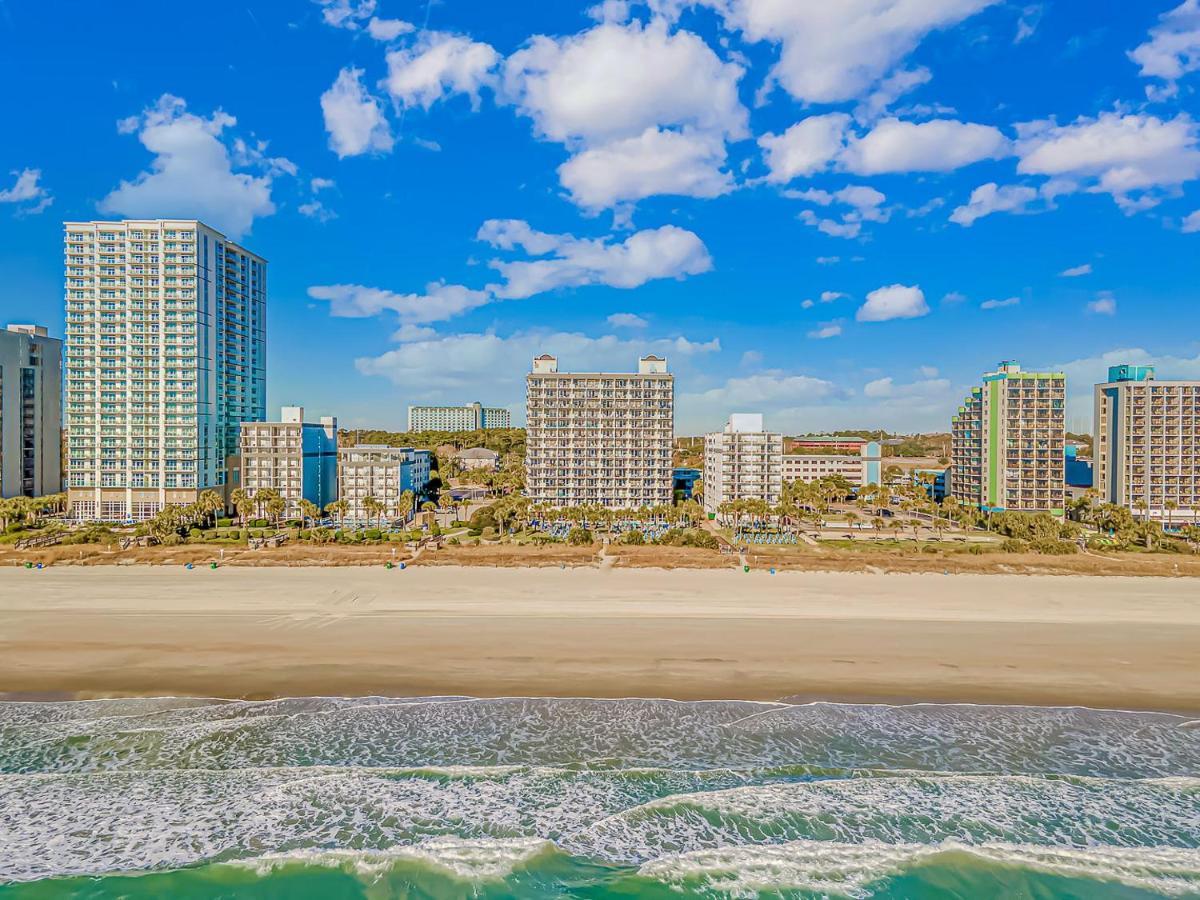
[[448, 536, 460, 545], [1000, 538, 1028, 554], [216, 518, 233, 528], [249, 529, 264, 539], [364, 528, 383, 541], [469, 506, 496, 531], [567, 527, 594, 546], [966, 543, 987, 555], [531, 533, 561, 545], [468, 528, 482, 537], [620, 531, 645, 545], [654, 528, 718, 549], [251, 518, 269, 529], [1030, 538, 1078, 555]]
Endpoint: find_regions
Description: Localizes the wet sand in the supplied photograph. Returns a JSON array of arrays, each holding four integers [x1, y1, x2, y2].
[[1, 566, 1197, 712]]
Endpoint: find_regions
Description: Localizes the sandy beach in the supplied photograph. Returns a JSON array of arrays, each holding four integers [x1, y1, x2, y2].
[[1, 566, 1198, 712]]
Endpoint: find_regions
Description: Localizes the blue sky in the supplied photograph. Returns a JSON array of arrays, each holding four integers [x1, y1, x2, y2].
[[2, 0, 1199, 434]]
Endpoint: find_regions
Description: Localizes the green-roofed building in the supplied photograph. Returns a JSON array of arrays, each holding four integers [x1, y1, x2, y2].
[[950, 361, 1066, 515]]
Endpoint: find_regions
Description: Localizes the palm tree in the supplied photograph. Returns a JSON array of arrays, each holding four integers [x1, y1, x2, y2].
[[361, 496, 382, 530], [1165, 499, 1178, 533], [398, 490, 416, 525], [298, 499, 320, 530], [325, 499, 349, 530], [230, 488, 252, 526], [197, 489, 224, 528], [265, 494, 286, 529]]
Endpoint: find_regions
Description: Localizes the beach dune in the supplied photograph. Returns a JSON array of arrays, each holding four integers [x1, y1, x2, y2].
[[1, 567, 1197, 712]]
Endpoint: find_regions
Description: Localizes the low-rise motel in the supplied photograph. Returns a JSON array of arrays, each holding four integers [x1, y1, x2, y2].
[[19, 218, 1199, 527]]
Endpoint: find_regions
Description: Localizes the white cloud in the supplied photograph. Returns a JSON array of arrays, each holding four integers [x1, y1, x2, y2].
[[1087, 291, 1117, 316], [761, 114, 1008, 183], [688, 372, 840, 407], [816, 256, 841, 265], [707, 0, 998, 105], [942, 291, 967, 304], [317, 0, 376, 30], [502, 20, 747, 147], [478, 219, 713, 299], [919, 365, 940, 378], [981, 296, 1020, 309], [356, 329, 720, 400], [607, 312, 648, 328], [384, 32, 501, 110], [1184, 209, 1200, 232], [740, 349, 764, 366], [298, 199, 337, 222], [799, 210, 861, 239], [792, 184, 889, 238], [841, 117, 1009, 175], [320, 67, 394, 159], [308, 281, 493, 325], [807, 322, 843, 339], [1015, 5, 1043, 42], [1129, 0, 1200, 99], [857, 284, 930, 322], [311, 176, 336, 192], [1053, 346, 1200, 426], [367, 17, 413, 41], [99, 95, 276, 239], [1060, 263, 1093, 277], [854, 67, 932, 124], [759, 113, 851, 182], [820, 290, 848, 302], [949, 182, 1038, 226], [1015, 112, 1200, 210], [557, 127, 733, 209], [0, 168, 52, 214], [864, 376, 894, 397]]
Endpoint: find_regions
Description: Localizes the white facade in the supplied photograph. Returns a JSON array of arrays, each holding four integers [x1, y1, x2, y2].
[[454, 447, 500, 471], [337, 445, 432, 524], [0, 325, 62, 498], [407, 402, 511, 431], [1095, 366, 1200, 524], [703, 414, 783, 514], [525, 354, 674, 509], [782, 453, 865, 484], [64, 220, 266, 521], [241, 407, 338, 517]]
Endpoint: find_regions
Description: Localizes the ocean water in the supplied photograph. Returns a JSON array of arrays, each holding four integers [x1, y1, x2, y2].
[[0, 697, 1198, 898]]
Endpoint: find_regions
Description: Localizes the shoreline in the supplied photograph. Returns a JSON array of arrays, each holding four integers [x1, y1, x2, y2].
[[3, 566, 1199, 714]]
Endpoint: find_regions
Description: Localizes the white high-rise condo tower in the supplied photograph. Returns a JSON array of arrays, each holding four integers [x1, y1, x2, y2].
[[525, 354, 674, 509], [703, 414, 783, 515], [63, 220, 267, 521]]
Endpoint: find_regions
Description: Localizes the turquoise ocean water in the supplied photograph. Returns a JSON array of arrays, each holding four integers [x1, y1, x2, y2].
[[1, 697, 1198, 898]]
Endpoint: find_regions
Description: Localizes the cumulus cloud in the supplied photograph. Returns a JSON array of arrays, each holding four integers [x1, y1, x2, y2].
[[1129, 0, 1200, 100], [856, 284, 930, 322], [316, 0, 376, 30], [981, 296, 1020, 309], [1053, 346, 1200, 423], [705, 0, 998, 105], [807, 321, 843, 339], [367, 17, 413, 41], [502, 19, 747, 146], [760, 114, 1008, 183], [607, 312, 648, 328], [355, 328, 720, 397], [1087, 291, 1117, 315], [854, 67, 932, 124], [99, 94, 276, 239], [1060, 263, 1093, 277], [790, 184, 889, 239], [841, 117, 1009, 175], [1184, 209, 1200, 232], [949, 182, 1039, 226], [477, 219, 713, 299], [0, 168, 52, 214], [384, 32, 501, 110], [320, 67, 394, 158], [308, 282, 492, 325], [557, 127, 733, 209], [1015, 112, 1200, 211], [687, 372, 840, 408]]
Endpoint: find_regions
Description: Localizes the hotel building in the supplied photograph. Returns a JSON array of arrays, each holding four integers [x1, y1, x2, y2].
[[337, 444, 432, 524], [703, 414, 783, 514], [63, 220, 266, 521], [240, 407, 338, 517], [950, 360, 1066, 514], [407, 402, 511, 432], [525, 354, 674, 509], [0, 325, 62, 498], [1094, 364, 1200, 524], [781, 442, 882, 487]]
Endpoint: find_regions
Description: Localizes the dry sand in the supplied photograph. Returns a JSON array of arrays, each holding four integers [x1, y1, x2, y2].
[[1, 566, 1198, 712]]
